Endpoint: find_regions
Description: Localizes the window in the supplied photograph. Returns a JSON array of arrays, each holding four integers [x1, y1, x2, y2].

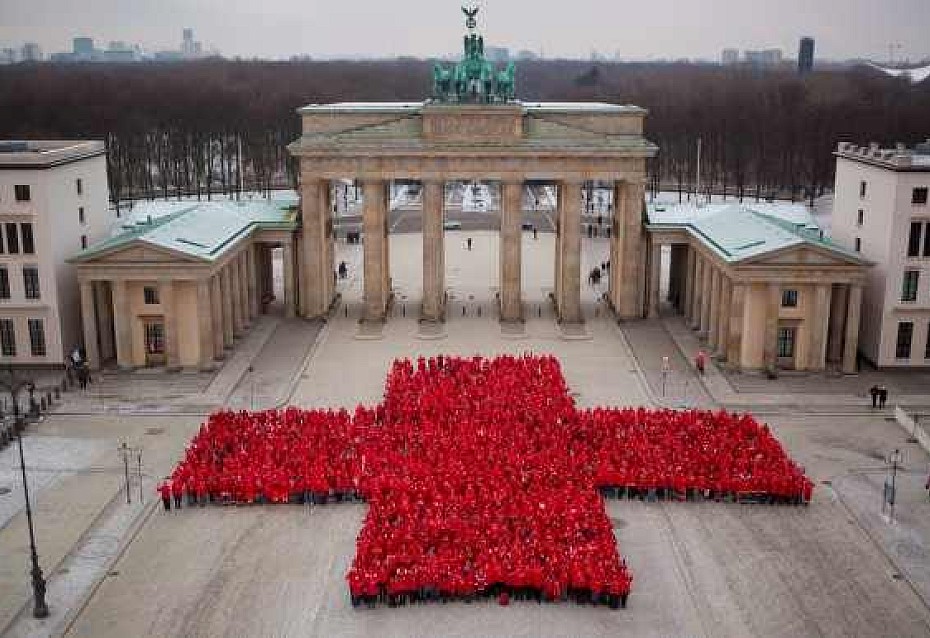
[[777, 327, 796, 358], [143, 286, 160, 304], [855, 237, 862, 252], [76, 178, 83, 195], [0, 268, 9, 300], [27, 319, 45, 356], [22, 266, 39, 300], [0, 226, 4, 254], [914, 187, 929, 205], [896, 322, 914, 359], [908, 222, 923, 257], [902, 270, 919, 302], [5, 223, 18, 254], [80, 235, 87, 250], [78, 207, 85, 224], [781, 289, 799, 308], [144, 322, 165, 354], [14, 184, 30, 202], [20, 223, 34, 254], [926, 323, 930, 359], [925, 223, 930, 258], [857, 209, 864, 226], [859, 180, 867, 198], [0, 319, 15, 356]]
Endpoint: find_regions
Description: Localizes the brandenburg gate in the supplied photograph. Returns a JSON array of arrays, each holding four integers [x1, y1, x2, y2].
[[288, 9, 657, 326]]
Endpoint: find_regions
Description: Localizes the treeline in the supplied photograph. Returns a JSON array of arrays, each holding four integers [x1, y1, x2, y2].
[[0, 60, 927, 204]]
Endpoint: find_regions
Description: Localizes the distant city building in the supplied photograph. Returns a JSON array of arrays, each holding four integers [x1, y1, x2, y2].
[[721, 48, 740, 65], [0, 140, 110, 366], [831, 140, 930, 367], [103, 41, 140, 62], [181, 28, 204, 59], [798, 37, 815, 75], [20, 42, 42, 62], [73, 37, 95, 57], [486, 46, 509, 62], [0, 48, 16, 65], [744, 49, 783, 65], [516, 49, 538, 61]]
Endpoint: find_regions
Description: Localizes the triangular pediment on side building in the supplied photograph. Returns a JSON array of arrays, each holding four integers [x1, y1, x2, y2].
[[738, 243, 868, 268]]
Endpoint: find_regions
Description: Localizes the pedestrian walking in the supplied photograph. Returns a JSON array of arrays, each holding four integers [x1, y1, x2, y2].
[[466, 237, 472, 251], [878, 384, 888, 409], [533, 226, 538, 240], [78, 367, 89, 391], [172, 479, 184, 509], [695, 350, 706, 376], [158, 480, 172, 512], [869, 385, 879, 408]]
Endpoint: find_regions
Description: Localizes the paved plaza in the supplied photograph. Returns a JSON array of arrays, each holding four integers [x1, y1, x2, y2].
[[2, 230, 930, 637]]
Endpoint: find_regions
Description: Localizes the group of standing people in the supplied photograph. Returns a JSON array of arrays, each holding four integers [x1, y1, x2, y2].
[[869, 384, 889, 408], [163, 353, 811, 609]]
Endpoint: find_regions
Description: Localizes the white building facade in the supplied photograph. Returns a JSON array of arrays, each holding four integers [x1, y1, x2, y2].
[[831, 140, 930, 367], [0, 141, 110, 366]]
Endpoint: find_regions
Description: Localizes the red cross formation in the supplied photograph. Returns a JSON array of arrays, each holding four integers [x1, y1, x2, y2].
[[170, 354, 812, 610]]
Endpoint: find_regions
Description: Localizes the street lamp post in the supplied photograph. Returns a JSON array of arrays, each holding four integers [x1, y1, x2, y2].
[[17, 424, 49, 618], [0, 366, 49, 618], [885, 448, 904, 524]]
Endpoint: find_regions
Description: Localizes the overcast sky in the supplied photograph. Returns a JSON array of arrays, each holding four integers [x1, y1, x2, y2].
[[1, 0, 928, 62]]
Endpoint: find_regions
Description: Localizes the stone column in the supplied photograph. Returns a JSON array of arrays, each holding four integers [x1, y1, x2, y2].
[[708, 268, 721, 349], [762, 283, 781, 370], [210, 274, 224, 359], [716, 277, 731, 358], [196, 279, 213, 370], [727, 283, 746, 368], [363, 179, 389, 322], [282, 239, 297, 318], [556, 180, 583, 324], [160, 279, 180, 371], [300, 178, 334, 317], [230, 257, 244, 335], [112, 279, 132, 369], [79, 280, 100, 370], [700, 262, 713, 336], [500, 179, 523, 322], [827, 284, 847, 363], [613, 179, 646, 319], [684, 247, 696, 321], [238, 252, 250, 328], [421, 179, 445, 322], [95, 283, 115, 361], [690, 255, 703, 328], [221, 267, 234, 347], [554, 204, 563, 310], [648, 239, 661, 318], [842, 284, 862, 374], [247, 245, 259, 319], [807, 283, 831, 371]]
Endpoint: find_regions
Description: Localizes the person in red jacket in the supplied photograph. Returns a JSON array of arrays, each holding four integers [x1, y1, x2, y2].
[[157, 480, 172, 511]]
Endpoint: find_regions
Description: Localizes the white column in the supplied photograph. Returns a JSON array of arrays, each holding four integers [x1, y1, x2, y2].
[[807, 283, 831, 371], [210, 274, 224, 359], [763, 283, 781, 369], [727, 283, 746, 368], [197, 279, 213, 370], [112, 279, 132, 369], [79, 280, 100, 370], [160, 279, 180, 371], [648, 239, 661, 318], [843, 284, 862, 374], [221, 267, 234, 347], [282, 239, 296, 318]]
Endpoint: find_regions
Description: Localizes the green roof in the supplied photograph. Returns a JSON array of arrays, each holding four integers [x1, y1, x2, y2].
[[647, 202, 870, 265], [72, 199, 297, 263]]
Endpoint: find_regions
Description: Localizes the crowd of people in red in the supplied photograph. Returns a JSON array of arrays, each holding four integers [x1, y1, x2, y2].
[[163, 353, 812, 610]]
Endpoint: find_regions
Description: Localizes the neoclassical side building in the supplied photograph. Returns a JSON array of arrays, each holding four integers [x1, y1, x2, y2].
[[646, 203, 871, 372], [71, 200, 296, 370]]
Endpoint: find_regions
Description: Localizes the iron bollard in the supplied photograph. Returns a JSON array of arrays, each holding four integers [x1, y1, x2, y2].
[[477, 306, 481, 317], [402, 304, 406, 317], [54, 388, 60, 400], [345, 304, 348, 318], [40, 397, 46, 411], [538, 305, 542, 317]]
